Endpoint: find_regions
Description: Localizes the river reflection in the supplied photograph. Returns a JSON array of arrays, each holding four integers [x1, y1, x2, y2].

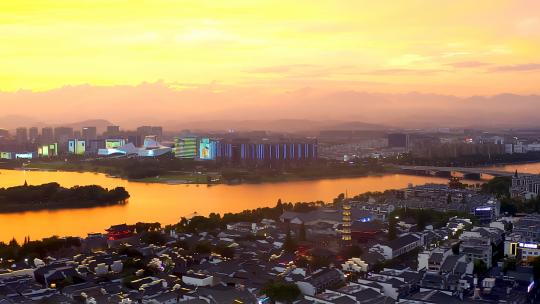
[[0, 162, 537, 242]]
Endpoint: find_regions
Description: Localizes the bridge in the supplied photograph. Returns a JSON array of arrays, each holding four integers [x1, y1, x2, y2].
[[398, 165, 528, 179]]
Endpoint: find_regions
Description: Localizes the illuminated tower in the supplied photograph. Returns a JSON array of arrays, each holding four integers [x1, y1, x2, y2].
[[341, 199, 352, 246]]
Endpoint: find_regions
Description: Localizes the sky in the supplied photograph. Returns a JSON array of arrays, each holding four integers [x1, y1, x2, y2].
[[1, 1, 540, 126]]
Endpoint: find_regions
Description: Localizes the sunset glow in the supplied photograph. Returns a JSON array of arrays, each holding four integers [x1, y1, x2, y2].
[[1, 0, 540, 95]]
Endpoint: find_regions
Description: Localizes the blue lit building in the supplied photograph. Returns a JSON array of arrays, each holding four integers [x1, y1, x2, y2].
[[216, 138, 318, 165]]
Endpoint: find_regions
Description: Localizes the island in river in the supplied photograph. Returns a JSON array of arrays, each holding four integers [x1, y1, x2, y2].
[[0, 182, 129, 213]]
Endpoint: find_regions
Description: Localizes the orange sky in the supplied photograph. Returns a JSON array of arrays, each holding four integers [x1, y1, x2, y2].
[[1, 1, 539, 110]]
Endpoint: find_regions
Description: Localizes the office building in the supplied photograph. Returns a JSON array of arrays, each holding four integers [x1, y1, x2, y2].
[[41, 127, 54, 143], [137, 126, 163, 141], [199, 138, 218, 160], [387, 133, 409, 148], [86, 139, 105, 155], [151, 126, 163, 139], [105, 125, 120, 137], [29, 127, 39, 142], [82, 127, 97, 141], [54, 127, 74, 144], [15, 127, 28, 143], [216, 138, 318, 164], [68, 139, 86, 155], [0, 129, 9, 139], [173, 137, 198, 159], [38, 143, 58, 157]]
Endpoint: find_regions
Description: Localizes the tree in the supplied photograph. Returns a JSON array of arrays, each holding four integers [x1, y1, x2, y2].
[[194, 242, 212, 254], [451, 242, 460, 255], [282, 227, 297, 253], [473, 260, 488, 277], [263, 281, 301, 303], [532, 256, 540, 280], [343, 245, 363, 259], [140, 231, 167, 246], [481, 176, 511, 197], [298, 223, 307, 242], [387, 218, 397, 241], [502, 258, 517, 274]]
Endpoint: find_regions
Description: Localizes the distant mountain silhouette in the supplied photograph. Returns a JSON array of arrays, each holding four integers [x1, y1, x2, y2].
[[161, 119, 390, 133], [0, 117, 113, 133], [1, 82, 540, 130], [61, 119, 114, 133]]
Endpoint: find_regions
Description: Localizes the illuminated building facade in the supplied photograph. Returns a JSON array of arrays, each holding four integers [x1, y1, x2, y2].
[[199, 138, 217, 160], [106, 224, 134, 241], [173, 137, 198, 159], [68, 139, 86, 155], [38, 143, 58, 157], [216, 139, 318, 165], [105, 139, 127, 149], [0, 152, 13, 159], [98, 136, 171, 157], [341, 200, 352, 246]]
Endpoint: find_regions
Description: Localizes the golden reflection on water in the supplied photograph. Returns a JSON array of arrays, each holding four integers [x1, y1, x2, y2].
[[0, 162, 536, 242]]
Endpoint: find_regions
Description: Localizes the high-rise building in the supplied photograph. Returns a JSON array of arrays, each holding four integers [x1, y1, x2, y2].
[[150, 126, 163, 139], [54, 127, 74, 144], [0, 129, 9, 140], [82, 127, 97, 140], [38, 143, 58, 157], [137, 125, 163, 144], [15, 127, 28, 143], [216, 138, 318, 164], [106, 126, 120, 136], [68, 139, 86, 155], [388, 133, 409, 148], [41, 127, 54, 143], [29, 127, 39, 142], [74, 131, 82, 139], [136, 126, 152, 135]]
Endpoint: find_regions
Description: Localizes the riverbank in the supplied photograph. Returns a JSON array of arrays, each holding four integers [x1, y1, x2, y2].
[[2, 159, 398, 185]]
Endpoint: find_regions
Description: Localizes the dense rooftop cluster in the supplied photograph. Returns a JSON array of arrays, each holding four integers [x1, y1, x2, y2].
[[0, 181, 539, 303]]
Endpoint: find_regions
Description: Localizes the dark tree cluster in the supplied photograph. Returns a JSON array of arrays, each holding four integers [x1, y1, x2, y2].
[[167, 200, 322, 233], [0, 236, 81, 262], [0, 182, 129, 211]]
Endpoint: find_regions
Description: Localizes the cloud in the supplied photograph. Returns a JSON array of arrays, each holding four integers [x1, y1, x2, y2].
[[365, 68, 446, 76], [516, 18, 540, 36], [446, 61, 490, 68], [491, 63, 540, 72], [248, 64, 316, 74]]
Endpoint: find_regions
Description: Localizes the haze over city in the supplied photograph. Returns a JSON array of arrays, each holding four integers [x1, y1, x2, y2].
[[2, 1, 540, 129]]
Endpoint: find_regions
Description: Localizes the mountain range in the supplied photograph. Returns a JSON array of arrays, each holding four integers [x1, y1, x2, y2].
[[1, 83, 539, 131]]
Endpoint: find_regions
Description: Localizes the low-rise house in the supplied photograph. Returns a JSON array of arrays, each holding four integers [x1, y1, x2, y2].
[[296, 268, 345, 296], [459, 232, 493, 266], [34, 263, 81, 288], [370, 234, 423, 260]]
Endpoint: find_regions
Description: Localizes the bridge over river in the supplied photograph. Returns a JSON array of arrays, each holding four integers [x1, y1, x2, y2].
[[398, 165, 530, 179]]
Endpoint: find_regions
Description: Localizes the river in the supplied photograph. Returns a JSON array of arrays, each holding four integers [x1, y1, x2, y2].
[[0, 162, 538, 242]]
